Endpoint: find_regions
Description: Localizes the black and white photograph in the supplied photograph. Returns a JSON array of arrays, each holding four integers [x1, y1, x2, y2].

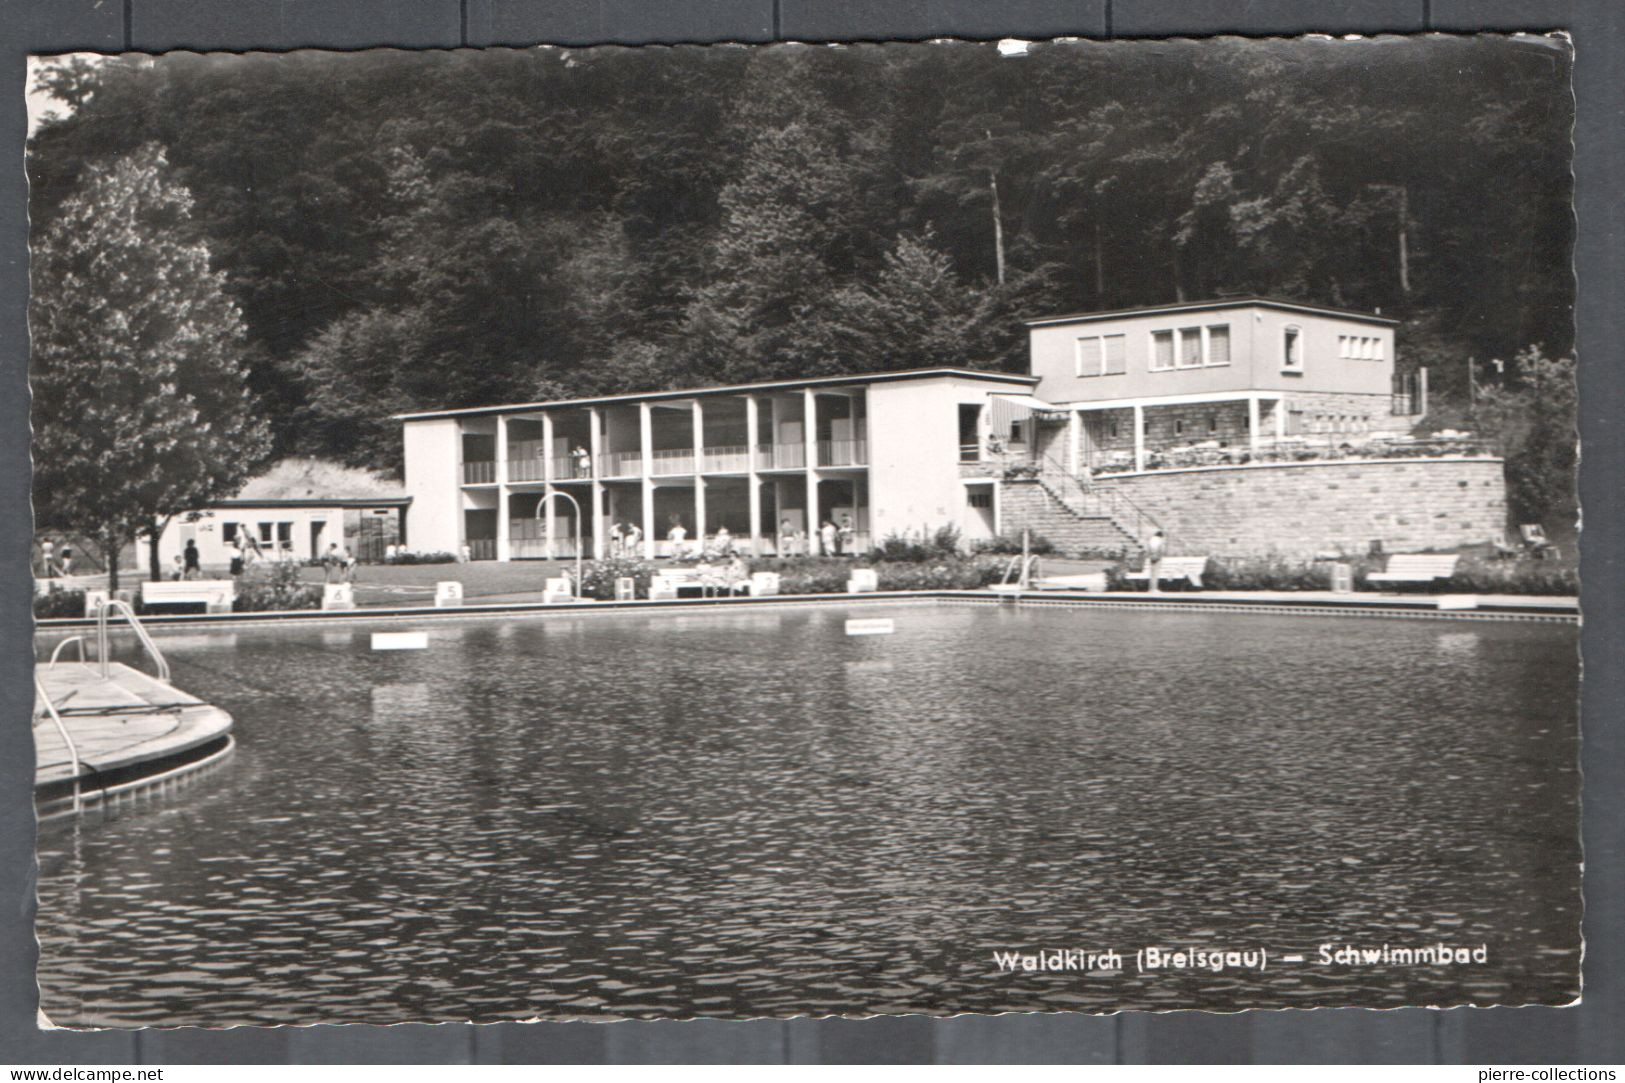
[[24, 33, 1580, 1029]]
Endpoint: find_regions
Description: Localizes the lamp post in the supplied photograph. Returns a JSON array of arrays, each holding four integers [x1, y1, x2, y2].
[[536, 491, 584, 597]]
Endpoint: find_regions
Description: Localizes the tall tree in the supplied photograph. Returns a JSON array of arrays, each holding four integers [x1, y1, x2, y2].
[[31, 144, 270, 588]]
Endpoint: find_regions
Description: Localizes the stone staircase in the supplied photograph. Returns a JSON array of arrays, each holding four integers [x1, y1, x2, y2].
[[999, 476, 1145, 558]]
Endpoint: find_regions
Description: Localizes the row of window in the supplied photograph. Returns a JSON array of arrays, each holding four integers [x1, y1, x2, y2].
[[1338, 334, 1385, 360], [1075, 324, 1386, 377]]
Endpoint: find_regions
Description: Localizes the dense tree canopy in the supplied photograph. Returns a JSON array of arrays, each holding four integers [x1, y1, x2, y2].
[[27, 38, 1573, 476]]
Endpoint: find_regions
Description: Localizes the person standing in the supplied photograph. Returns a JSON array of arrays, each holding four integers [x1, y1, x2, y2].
[[819, 519, 838, 558], [777, 517, 795, 557], [838, 514, 857, 556], [1145, 529, 1167, 594], [624, 519, 643, 558], [607, 520, 626, 558], [714, 525, 733, 556], [183, 539, 201, 580], [39, 537, 55, 578], [667, 516, 688, 560], [57, 545, 74, 577], [572, 444, 592, 479], [229, 538, 244, 578]]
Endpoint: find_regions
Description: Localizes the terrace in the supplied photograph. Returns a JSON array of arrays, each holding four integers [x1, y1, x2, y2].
[[1086, 429, 1495, 477]]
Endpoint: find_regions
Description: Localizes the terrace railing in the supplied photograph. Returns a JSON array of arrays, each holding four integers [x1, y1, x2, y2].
[[462, 460, 497, 485], [466, 538, 498, 561], [1087, 433, 1497, 476], [818, 439, 868, 467]]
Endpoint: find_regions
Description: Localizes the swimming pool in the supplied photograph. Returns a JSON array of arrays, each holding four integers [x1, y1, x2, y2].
[[34, 602, 1580, 1026]]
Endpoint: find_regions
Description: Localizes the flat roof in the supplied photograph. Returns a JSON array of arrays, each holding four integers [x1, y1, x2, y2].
[[1023, 296, 1400, 328], [207, 497, 412, 509], [395, 367, 1038, 422]]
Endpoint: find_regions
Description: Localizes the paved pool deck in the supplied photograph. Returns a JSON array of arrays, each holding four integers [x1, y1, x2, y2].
[[34, 661, 234, 819]]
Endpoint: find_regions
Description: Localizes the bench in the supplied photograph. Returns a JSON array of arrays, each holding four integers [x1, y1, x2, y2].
[[651, 567, 748, 600], [142, 579, 235, 614], [1123, 556, 1207, 590], [1366, 553, 1460, 587]]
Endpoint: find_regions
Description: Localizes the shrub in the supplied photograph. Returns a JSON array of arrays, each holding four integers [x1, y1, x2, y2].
[[874, 559, 1005, 591], [232, 561, 324, 612], [33, 587, 87, 619], [385, 550, 458, 565], [971, 531, 1056, 556], [873, 524, 963, 563], [745, 555, 1004, 594], [577, 556, 656, 600]]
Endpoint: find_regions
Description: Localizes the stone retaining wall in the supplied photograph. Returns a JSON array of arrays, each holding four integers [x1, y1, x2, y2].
[[1094, 457, 1506, 558]]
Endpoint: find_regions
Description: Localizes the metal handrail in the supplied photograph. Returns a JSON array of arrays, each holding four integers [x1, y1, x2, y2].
[[49, 635, 87, 668], [35, 675, 82, 814], [1035, 451, 1164, 551], [95, 599, 170, 683]]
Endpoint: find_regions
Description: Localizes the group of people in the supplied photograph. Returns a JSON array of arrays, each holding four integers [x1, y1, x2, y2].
[[605, 514, 861, 560], [35, 537, 76, 578], [777, 514, 858, 557], [605, 519, 646, 557]]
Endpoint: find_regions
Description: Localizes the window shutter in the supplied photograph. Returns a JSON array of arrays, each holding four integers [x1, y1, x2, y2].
[[1178, 327, 1202, 366], [1153, 330, 1174, 369], [1102, 334, 1126, 374]]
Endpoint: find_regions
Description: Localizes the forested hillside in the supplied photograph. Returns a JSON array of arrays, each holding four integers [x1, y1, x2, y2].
[[27, 37, 1573, 474]]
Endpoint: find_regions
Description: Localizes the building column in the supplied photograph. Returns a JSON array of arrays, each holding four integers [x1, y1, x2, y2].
[[589, 406, 605, 559], [1248, 395, 1262, 456], [745, 395, 763, 555], [1067, 410, 1081, 477], [691, 400, 706, 547], [1273, 395, 1286, 441], [496, 417, 511, 561], [540, 412, 556, 561], [640, 402, 656, 560], [803, 389, 820, 550], [1133, 404, 1146, 473]]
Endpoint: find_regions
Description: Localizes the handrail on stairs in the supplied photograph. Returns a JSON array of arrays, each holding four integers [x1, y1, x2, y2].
[[35, 675, 82, 814], [1034, 451, 1164, 550], [94, 598, 170, 683]]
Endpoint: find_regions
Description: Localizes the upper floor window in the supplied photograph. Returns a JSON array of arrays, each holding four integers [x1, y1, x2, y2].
[[1075, 333, 1127, 377], [1151, 324, 1231, 371], [1282, 325, 1304, 371], [1338, 334, 1384, 360]]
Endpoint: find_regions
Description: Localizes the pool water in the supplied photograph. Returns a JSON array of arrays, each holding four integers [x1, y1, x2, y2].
[[35, 603, 1580, 1026]]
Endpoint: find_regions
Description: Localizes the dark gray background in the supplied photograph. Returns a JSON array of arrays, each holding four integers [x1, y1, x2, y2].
[[2, 0, 1619, 1065]]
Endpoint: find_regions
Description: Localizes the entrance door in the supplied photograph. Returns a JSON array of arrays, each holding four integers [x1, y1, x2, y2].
[[310, 520, 327, 560]]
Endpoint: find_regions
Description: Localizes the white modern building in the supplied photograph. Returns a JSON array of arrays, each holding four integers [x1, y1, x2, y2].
[[398, 297, 1500, 562], [398, 368, 1038, 560]]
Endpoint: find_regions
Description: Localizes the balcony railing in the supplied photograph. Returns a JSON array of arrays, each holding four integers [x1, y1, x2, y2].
[[551, 455, 593, 480], [462, 460, 497, 485], [508, 535, 581, 559], [597, 450, 644, 477], [755, 443, 806, 470], [700, 445, 752, 473], [650, 448, 695, 476], [817, 439, 868, 467]]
